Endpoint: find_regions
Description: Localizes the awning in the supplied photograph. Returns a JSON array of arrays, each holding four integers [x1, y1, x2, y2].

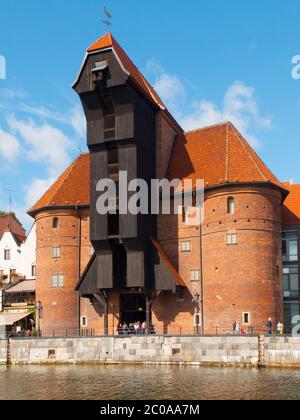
[[0, 312, 31, 326], [5, 280, 36, 293]]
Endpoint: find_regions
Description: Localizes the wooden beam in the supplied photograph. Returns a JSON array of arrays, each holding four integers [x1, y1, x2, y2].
[[93, 292, 109, 336]]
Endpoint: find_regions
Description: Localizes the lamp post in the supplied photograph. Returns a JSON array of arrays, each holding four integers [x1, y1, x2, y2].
[[194, 293, 200, 335], [36, 301, 43, 337], [111, 303, 115, 336]]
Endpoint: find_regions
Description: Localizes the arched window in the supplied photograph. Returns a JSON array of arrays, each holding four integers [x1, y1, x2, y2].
[[52, 217, 59, 229], [227, 197, 235, 215]]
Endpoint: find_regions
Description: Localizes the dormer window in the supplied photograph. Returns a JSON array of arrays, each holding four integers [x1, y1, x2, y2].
[[92, 60, 108, 87]]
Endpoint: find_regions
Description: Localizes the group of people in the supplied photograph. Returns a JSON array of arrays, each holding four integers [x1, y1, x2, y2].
[[265, 318, 284, 335], [117, 321, 149, 336], [232, 318, 285, 335], [232, 322, 249, 336]]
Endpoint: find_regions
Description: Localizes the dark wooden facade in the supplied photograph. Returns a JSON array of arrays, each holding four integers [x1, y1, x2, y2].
[[73, 44, 184, 332]]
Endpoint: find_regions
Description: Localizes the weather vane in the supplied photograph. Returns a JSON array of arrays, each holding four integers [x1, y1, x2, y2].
[[102, 6, 112, 30]]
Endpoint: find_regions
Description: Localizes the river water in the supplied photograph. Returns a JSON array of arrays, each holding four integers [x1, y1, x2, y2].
[[0, 365, 300, 400]]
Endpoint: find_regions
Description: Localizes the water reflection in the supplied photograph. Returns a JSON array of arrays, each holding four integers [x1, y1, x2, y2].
[[0, 365, 300, 400]]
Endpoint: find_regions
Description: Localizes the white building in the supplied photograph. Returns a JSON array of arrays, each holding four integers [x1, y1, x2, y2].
[[0, 224, 36, 284]]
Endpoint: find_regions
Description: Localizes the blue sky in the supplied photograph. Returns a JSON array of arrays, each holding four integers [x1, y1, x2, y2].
[[0, 0, 300, 230]]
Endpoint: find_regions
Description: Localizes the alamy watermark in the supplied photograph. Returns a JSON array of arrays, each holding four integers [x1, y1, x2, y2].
[[292, 315, 300, 336], [292, 55, 300, 80], [96, 172, 204, 226], [0, 55, 6, 80]]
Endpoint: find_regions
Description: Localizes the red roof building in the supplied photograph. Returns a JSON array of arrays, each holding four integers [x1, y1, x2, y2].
[[0, 213, 26, 242], [282, 182, 300, 226], [29, 32, 296, 337]]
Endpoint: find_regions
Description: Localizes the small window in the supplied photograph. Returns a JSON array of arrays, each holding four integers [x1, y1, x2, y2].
[[108, 212, 119, 237], [51, 274, 64, 288], [107, 145, 118, 165], [31, 264, 36, 277], [182, 207, 189, 225], [181, 241, 191, 252], [52, 217, 59, 229], [226, 233, 237, 245], [191, 270, 201, 282], [282, 231, 298, 262], [52, 246, 61, 259], [243, 313, 250, 325], [227, 197, 235, 215], [103, 99, 116, 140], [81, 316, 88, 327], [283, 266, 299, 298], [4, 249, 11, 260]]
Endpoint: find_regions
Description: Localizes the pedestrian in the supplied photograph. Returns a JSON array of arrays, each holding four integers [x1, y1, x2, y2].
[[276, 321, 284, 335], [235, 322, 241, 335], [137, 321, 142, 335], [129, 323, 135, 335], [233, 321, 237, 335], [266, 318, 273, 335], [123, 322, 128, 336], [142, 321, 147, 335]]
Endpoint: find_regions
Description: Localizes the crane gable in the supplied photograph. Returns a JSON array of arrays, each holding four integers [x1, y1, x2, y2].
[[73, 49, 129, 95]]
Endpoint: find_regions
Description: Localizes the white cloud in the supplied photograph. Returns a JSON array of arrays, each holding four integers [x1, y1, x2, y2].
[[147, 59, 271, 148], [69, 106, 86, 138], [7, 115, 73, 177], [0, 91, 86, 230], [154, 74, 186, 112], [0, 127, 21, 162], [147, 59, 186, 114], [24, 177, 55, 209], [0, 88, 28, 100], [19, 103, 69, 124], [180, 81, 272, 147]]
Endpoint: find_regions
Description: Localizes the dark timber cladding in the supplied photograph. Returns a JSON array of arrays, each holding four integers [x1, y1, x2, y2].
[[73, 34, 185, 323]]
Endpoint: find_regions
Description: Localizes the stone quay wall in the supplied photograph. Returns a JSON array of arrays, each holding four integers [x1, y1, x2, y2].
[[265, 336, 300, 366], [0, 340, 7, 364], [0, 336, 300, 367]]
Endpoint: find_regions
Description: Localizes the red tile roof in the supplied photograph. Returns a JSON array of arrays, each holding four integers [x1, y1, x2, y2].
[[0, 214, 26, 241], [87, 33, 165, 111], [29, 123, 288, 216], [28, 153, 90, 216], [167, 122, 287, 193], [282, 182, 300, 226]]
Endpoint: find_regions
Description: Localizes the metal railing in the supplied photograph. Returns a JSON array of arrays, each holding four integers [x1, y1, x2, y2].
[[5, 324, 297, 339]]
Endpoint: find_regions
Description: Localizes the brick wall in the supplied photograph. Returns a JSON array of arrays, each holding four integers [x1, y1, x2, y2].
[[36, 208, 91, 335], [157, 185, 284, 334]]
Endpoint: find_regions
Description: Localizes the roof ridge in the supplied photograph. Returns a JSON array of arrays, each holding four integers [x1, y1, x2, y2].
[[185, 121, 231, 135], [51, 155, 82, 205], [48, 159, 79, 205], [225, 123, 230, 182], [229, 124, 267, 181], [29, 155, 82, 212], [139, 70, 166, 111]]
